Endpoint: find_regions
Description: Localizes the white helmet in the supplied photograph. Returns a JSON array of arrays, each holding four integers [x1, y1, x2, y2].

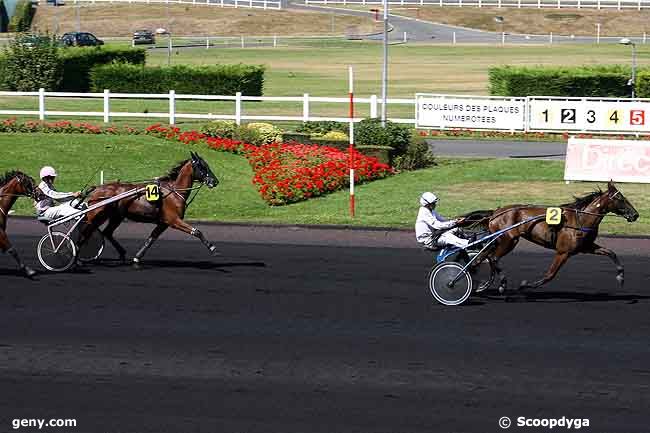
[[419, 192, 438, 207], [40, 166, 57, 179]]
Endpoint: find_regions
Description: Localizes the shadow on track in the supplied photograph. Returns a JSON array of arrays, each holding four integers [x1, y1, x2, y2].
[[493, 291, 650, 303], [93, 258, 266, 271]]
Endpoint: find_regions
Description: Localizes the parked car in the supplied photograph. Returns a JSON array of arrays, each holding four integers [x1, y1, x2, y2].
[[132, 29, 155, 45], [61, 32, 104, 47], [17, 34, 53, 48]]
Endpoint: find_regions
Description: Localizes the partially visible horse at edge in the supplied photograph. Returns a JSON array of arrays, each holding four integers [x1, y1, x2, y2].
[[80, 152, 220, 267], [0, 171, 37, 277], [463, 181, 639, 292]]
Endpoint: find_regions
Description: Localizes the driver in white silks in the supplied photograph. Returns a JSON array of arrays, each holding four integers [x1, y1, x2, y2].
[[34, 166, 81, 220], [415, 192, 469, 250]]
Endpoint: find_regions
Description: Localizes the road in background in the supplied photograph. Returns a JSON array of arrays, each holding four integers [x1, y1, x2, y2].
[[427, 139, 568, 160]]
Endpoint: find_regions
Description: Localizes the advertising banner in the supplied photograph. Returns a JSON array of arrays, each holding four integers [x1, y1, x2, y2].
[[565, 138, 650, 183]]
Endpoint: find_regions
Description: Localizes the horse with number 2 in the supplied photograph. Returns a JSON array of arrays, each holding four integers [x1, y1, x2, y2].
[[36, 152, 220, 272], [429, 182, 639, 306]]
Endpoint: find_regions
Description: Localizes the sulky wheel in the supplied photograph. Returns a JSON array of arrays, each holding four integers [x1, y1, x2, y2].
[[428, 261, 473, 306], [37, 231, 77, 272], [76, 227, 105, 264]]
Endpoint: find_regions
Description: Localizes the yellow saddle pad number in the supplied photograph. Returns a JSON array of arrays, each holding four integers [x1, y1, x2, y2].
[[145, 184, 160, 202], [546, 207, 562, 225]]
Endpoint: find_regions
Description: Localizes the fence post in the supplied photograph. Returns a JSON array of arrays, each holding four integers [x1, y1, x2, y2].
[[169, 90, 176, 125], [235, 92, 242, 125], [38, 88, 45, 121], [273, 35, 277, 47], [241, 35, 244, 48], [303, 93, 310, 122], [206, 37, 209, 49], [370, 95, 378, 118], [103, 89, 110, 123], [453, 31, 456, 44], [549, 32, 553, 44]]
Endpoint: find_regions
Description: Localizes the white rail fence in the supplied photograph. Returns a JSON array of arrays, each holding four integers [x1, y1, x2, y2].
[[3, 91, 650, 135], [302, 0, 650, 9], [39, 0, 282, 9], [0, 89, 415, 124]]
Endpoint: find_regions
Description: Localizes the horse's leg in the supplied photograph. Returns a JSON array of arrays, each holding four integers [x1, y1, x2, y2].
[[132, 223, 168, 267], [0, 230, 36, 278], [166, 218, 220, 256], [102, 215, 128, 263], [520, 252, 569, 290], [585, 243, 624, 288], [491, 235, 519, 292]]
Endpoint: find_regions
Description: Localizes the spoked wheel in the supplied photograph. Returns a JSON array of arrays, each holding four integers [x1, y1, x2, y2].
[[428, 261, 473, 306], [37, 231, 77, 272], [75, 227, 105, 263], [466, 252, 497, 293]]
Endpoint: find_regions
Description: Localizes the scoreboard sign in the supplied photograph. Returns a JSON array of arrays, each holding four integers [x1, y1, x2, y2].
[[564, 138, 650, 183], [529, 98, 650, 133], [416, 94, 526, 131]]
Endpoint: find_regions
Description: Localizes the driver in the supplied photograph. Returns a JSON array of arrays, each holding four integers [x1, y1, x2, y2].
[[415, 192, 469, 250], [35, 166, 81, 220]]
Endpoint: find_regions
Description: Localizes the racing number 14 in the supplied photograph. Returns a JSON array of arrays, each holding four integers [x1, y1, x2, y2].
[[145, 184, 160, 202]]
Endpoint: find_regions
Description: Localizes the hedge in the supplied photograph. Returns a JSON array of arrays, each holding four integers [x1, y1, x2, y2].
[[635, 71, 650, 98], [90, 63, 265, 95], [488, 65, 638, 98], [60, 47, 146, 92], [0, 0, 8, 33], [7, 0, 34, 32]]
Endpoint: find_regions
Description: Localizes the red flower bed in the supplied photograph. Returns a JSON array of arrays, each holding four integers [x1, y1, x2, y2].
[[1, 119, 394, 206], [147, 124, 394, 205]]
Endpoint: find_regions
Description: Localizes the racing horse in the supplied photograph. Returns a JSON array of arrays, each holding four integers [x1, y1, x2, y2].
[[0, 171, 37, 277], [80, 152, 219, 267], [475, 182, 638, 291]]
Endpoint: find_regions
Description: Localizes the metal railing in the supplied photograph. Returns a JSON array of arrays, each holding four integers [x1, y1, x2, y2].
[[37, 0, 282, 9]]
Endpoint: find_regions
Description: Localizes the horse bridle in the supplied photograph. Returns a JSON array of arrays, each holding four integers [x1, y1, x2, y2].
[[0, 174, 35, 218]]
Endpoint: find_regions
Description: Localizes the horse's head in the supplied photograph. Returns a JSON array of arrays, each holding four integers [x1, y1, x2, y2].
[[0, 171, 36, 199], [602, 181, 639, 222], [190, 152, 219, 188]]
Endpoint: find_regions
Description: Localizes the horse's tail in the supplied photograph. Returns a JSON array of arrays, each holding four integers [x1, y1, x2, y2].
[[459, 209, 494, 230]]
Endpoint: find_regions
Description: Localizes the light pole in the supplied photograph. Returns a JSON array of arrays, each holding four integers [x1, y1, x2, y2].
[[494, 16, 504, 45], [619, 37, 637, 98], [381, 0, 388, 127], [156, 28, 171, 66]]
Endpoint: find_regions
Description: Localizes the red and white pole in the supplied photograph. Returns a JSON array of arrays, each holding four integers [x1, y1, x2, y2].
[[348, 65, 355, 218]]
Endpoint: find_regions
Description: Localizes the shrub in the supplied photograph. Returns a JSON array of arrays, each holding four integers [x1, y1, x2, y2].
[[322, 130, 349, 141], [296, 120, 347, 135], [1, 33, 62, 91], [90, 63, 265, 95], [488, 65, 634, 97], [392, 133, 436, 171], [246, 122, 282, 144], [232, 125, 262, 146], [200, 120, 237, 138], [354, 118, 411, 156], [7, 0, 35, 32], [636, 71, 650, 98], [61, 47, 146, 92]]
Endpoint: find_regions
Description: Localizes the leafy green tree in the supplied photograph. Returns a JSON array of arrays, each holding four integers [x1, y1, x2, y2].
[[2, 33, 63, 91]]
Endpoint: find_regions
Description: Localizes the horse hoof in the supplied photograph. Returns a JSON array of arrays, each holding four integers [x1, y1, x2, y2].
[[119, 255, 127, 265], [23, 266, 37, 278], [498, 285, 506, 294], [209, 247, 221, 257], [616, 275, 624, 287], [519, 280, 529, 290], [132, 258, 143, 269]]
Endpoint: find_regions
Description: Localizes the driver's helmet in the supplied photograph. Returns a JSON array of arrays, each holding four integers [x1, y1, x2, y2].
[[419, 192, 439, 207], [39, 166, 57, 180]]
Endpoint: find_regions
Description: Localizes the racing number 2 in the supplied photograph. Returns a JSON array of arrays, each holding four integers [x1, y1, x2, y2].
[[546, 207, 562, 225]]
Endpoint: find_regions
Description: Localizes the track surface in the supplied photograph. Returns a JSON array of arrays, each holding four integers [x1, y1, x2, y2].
[[1, 221, 650, 433]]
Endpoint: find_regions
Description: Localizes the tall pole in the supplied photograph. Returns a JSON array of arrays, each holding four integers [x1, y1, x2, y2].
[[349, 66, 355, 218], [75, 3, 80, 32], [632, 42, 637, 98], [381, 0, 388, 127]]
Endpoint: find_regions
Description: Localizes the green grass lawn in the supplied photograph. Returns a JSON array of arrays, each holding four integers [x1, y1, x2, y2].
[[2, 132, 649, 235], [2, 42, 649, 128]]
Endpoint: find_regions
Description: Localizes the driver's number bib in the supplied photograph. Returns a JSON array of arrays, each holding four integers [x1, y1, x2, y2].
[[546, 207, 562, 225], [145, 184, 160, 202]]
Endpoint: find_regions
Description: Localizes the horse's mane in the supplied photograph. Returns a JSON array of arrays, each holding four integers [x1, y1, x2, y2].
[[561, 189, 603, 209], [159, 159, 190, 181], [0, 170, 27, 188]]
